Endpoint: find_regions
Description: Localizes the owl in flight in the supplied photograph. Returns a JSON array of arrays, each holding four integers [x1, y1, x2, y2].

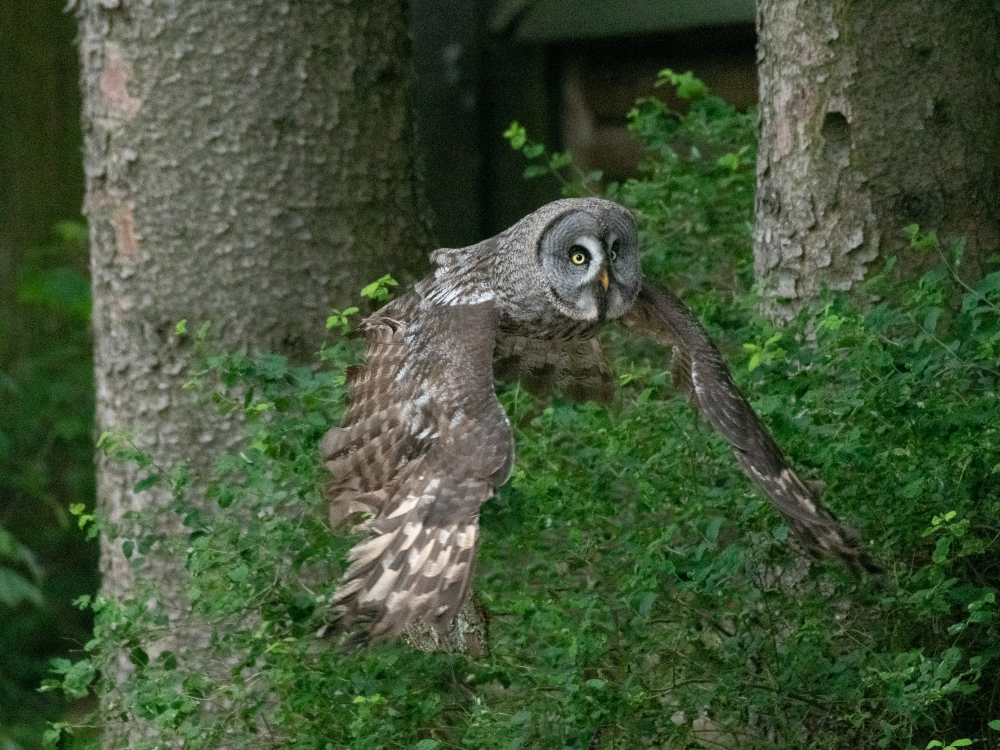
[[320, 198, 875, 642]]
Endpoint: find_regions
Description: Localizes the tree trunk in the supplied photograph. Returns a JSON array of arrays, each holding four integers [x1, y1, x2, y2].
[[754, 0, 1000, 321], [77, 0, 452, 739]]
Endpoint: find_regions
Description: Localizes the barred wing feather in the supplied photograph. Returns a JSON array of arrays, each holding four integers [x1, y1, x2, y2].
[[320, 297, 513, 641], [622, 280, 878, 573]]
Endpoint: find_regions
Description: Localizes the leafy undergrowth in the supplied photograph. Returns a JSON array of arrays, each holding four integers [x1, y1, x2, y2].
[[1, 221, 98, 750], [50, 74, 1000, 750]]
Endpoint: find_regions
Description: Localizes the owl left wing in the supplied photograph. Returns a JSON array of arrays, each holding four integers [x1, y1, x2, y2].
[[320, 295, 514, 642], [621, 280, 878, 573]]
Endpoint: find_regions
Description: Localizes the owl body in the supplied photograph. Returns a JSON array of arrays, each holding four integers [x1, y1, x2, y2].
[[321, 198, 875, 643]]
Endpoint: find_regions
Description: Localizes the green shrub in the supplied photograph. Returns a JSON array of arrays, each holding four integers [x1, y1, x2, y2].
[[1, 222, 98, 750], [50, 75, 999, 749]]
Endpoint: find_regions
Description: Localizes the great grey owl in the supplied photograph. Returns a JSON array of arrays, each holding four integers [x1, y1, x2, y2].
[[320, 197, 875, 642]]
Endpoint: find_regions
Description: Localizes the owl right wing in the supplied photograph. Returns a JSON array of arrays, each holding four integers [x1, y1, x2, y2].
[[622, 280, 878, 574], [320, 294, 514, 642]]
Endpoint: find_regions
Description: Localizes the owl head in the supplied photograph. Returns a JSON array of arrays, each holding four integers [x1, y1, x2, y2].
[[529, 198, 642, 323]]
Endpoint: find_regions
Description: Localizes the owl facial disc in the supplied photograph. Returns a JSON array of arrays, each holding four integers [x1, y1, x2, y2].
[[537, 205, 642, 322]]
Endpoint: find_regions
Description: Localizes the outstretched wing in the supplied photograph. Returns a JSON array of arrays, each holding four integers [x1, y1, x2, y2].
[[320, 295, 514, 641], [622, 280, 877, 573]]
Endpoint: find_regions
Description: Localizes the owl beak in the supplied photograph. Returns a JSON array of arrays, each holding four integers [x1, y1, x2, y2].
[[595, 268, 610, 324]]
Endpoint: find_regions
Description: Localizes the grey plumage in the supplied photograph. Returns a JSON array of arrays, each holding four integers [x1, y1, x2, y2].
[[320, 198, 875, 643]]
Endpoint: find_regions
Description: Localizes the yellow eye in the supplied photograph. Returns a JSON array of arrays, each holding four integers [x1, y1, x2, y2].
[[571, 252, 587, 265], [611, 249, 618, 261]]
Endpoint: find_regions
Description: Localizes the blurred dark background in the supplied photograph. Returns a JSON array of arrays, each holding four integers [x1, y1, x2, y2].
[[418, 0, 756, 246], [0, 1, 755, 746]]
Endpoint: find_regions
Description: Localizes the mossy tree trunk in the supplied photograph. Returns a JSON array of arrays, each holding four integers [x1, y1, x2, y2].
[[754, 0, 1000, 321], [77, 0, 479, 739]]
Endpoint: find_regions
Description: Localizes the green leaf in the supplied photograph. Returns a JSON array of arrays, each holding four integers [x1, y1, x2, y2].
[[49, 658, 72, 675], [42, 723, 68, 750], [549, 152, 572, 170], [176, 319, 187, 335], [137, 535, 160, 556], [522, 143, 544, 159], [133, 473, 161, 493], [638, 591, 657, 617], [905, 223, 939, 250], [129, 647, 149, 668], [503, 121, 527, 150], [61, 659, 96, 699], [360, 274, 398, 302], [327, 306, 359, 331], [510, 709, 532, 725], [932, 536, 952, 564], [705, 516, 723, 543], [656, 68, 709, 100], [923, 306, 942, 333], [717, 152, 740, 171]]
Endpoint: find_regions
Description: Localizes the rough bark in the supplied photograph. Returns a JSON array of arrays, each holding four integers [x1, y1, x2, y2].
[[79, 0, 431, 590], [76, 0, 469, 738], [755, 0, 1000, 321]]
